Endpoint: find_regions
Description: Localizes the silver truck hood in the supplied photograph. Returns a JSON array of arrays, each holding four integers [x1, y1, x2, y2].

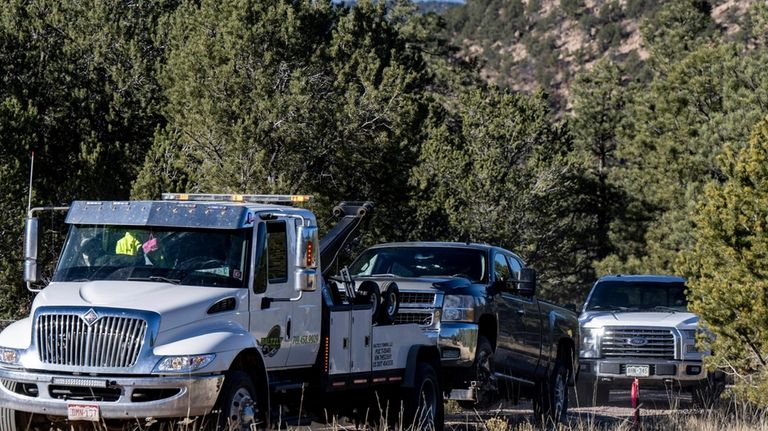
[[580, 311, 699, 329]]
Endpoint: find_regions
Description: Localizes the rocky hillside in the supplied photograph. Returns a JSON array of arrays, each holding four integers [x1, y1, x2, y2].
[[440, 0, 757, 110]]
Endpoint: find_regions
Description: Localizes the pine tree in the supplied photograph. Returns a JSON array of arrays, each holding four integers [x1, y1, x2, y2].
[[681, 116, 768, 406]]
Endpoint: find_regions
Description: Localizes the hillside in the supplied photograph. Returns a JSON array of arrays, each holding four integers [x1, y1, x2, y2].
[[441, 0, 757, 110]]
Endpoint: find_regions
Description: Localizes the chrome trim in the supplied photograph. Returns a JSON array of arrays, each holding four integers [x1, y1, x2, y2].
[[0, 367, 223, 418], [579, 358, 707, 382], [26, 307, 160, 374], [600, 327, 675, 360]]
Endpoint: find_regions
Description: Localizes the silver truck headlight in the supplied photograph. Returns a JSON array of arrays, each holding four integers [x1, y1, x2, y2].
[[441, 295, 475, 322], [154, 354, 215, 373], [580, 328, 603, 358], [0, 347, 20, 366]]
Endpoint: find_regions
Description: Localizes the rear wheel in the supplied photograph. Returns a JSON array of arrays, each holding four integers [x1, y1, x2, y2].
[[533, 361, 569, 425], [402, 363, 444, 431]]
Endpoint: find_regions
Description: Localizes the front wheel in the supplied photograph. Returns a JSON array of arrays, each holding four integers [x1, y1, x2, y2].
[[402, 362, 444, 431], [533, 361, 569, 425], [458, 336, 497, 409], [209, 370, 262, 431]]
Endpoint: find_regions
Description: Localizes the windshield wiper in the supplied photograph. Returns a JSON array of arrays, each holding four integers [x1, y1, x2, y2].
[[128, 276, 181, 285], [650, 305, 679, 312], [588, 305, 631, 311]]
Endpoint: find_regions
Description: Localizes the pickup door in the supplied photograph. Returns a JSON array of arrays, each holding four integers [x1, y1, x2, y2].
[[494, 252, 543, 379]]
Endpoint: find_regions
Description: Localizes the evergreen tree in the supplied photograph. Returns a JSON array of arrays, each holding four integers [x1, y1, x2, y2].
[[0, 0, 173, 317], [412, 87, 592, 302], [681, 117, 768, 406]]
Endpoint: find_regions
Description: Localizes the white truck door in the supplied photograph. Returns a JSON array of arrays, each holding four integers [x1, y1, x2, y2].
[[350, 308, 372, 373], [250, 219, 294, 368]]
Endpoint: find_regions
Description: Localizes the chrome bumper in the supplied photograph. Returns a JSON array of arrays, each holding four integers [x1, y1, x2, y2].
[[579, 358, 707, 387], [425, 322, 478, 366], [0, 367, 224, 419]]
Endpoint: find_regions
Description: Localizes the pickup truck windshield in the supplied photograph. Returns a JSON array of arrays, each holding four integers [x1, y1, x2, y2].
[[349, 247, 487, 283], [53, 224, 250, 288], [585, 281, 688, 311]]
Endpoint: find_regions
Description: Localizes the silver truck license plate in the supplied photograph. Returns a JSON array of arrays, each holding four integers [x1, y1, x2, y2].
[[67, 403, 100, 421], [625, 365, 650, 377]]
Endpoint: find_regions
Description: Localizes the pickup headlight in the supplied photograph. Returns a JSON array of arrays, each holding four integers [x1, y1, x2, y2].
[[0, 347, 20, 366], [441, 295, 475, 322], [580, 328, 603, 359], [154, 354, 215, 373]]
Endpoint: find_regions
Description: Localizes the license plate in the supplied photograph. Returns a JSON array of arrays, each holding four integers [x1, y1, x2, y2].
[[67, 403, 100, 421], [625, 365, 650, 377]]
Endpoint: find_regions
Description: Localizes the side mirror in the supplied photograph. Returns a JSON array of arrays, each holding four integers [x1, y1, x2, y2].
[[24, 217, 40, 283], [296, 225, 319, 269], [295, 268, 318, 292], [517, 267, 536, 296]]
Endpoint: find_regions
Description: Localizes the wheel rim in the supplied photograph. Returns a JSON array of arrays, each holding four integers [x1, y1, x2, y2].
[[417, 377, 437, 428], [386, 291, 397, 315], [553, 372, 566, 420], [229, 387, 256, 431], [475, 349, 495, 405]]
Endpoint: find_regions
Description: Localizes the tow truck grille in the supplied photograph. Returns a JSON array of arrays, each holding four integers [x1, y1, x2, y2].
[[601, 327, 675, 359], [37, 314, 147, 368]]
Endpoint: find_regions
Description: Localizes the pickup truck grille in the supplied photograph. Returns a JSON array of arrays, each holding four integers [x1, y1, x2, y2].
[[601, 327, 675, 359], [36, 313, 147, 368], [394, 311, 434, 326], [399, 292, 436, 305]]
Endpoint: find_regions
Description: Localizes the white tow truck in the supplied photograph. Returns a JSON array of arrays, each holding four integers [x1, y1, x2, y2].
[[0, 194, 443, 430]]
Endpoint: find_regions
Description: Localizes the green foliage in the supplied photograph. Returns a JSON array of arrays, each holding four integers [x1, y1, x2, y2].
[[412, 88, 593, 302], [560, 0, 584, 19], [598, 44, 768, 275], [0, 0, 173, 317], [640, 0, 715, 65], [681, 117, 768, 406]]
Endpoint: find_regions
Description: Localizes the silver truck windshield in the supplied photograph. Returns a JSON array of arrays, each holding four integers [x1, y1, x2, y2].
[[349, 247, 487, 283], [53, 224, 250, 288], [585, 281, 688, 312]]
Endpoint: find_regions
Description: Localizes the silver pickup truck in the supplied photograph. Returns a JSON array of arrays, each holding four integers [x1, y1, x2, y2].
[[576, 275, 724, 407], [340, 242, 579, 423]]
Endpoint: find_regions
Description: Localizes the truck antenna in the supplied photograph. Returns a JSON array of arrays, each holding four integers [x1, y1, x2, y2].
[[27, 151, 34, 214]]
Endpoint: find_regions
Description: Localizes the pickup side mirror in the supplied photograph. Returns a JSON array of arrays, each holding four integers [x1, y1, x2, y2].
[[517, 267, 536, 296], [24, 217, 40, 283]]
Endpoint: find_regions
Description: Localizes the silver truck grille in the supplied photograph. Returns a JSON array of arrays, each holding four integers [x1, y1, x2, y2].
[[601, 327, 675, 359], [395, 311, 434, 326], [37, 314, 147, 368]]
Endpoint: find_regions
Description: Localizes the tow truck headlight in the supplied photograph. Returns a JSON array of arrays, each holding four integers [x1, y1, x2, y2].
[[441, 295, 475, 322], [0, 347, 20, 366], [580, 328, 603, 359], [154, 354, 215, 373]]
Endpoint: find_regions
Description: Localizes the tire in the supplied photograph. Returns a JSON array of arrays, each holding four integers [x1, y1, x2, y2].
[[378, 282, 400, 325], [209, 370, 262, 431], [457, 336, 497, 410], [355, 281, 382, 323], [533, 361, 569, 425], [402, 362, 444, 431]]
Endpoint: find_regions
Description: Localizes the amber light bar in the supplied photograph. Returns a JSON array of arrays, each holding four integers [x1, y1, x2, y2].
[[162, 193, 312, 204]]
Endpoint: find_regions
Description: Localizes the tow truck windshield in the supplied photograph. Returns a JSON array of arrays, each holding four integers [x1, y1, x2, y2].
[[349, 246, 487, 283], [585, 281, 688, 312], [53, 224, 250, 288]]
